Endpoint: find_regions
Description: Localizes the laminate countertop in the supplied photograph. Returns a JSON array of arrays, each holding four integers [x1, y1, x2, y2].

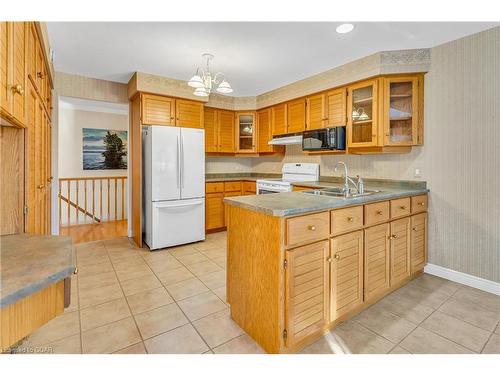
[[224, 181, 429, 217], [205, 173, 280, 183], [0, 234, 76, 308]]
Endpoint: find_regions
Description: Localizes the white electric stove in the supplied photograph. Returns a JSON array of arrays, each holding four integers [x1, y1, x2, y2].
[[256, 163, 319, 194]]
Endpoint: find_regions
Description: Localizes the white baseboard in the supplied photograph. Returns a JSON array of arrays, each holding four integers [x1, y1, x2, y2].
[[424, 263, 500, 296]]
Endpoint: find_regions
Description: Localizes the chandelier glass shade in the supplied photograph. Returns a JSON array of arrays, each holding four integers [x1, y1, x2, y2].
[[188, 53, 233, 96]]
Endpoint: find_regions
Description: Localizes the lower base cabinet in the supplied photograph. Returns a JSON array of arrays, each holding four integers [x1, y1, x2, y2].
[[330, 230, 364, 321], [410, 212, 427, 273], [285, 240, 329, 348], [389, 217, 411, 285], [364, 223, 390, 300], [206, 193, 225, 230]]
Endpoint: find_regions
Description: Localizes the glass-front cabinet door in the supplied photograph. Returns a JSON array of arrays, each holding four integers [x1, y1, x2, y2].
[[236, 112, 256, 153], [383, 76, 419, 146], [347, 79, 379, 147]]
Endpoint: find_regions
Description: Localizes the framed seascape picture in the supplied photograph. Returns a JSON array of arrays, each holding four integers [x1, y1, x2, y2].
[[82, 128, 128, 170]]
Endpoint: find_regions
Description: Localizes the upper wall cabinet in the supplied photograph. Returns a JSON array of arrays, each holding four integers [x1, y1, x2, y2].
[[236, 112, 256, 153], [141, 93, 203, 129], [347, 79, 379, 148], [271, 103, 287, 136], [305, 93, 325, 130], [305, 88, 347, 130], [0, 22, 27, 127], [257, 108, 283, 154], [286, 99, 306, 134], [204, 107, 235, 153], [382, 76, 421, 146], [204, 107, 219, 153]]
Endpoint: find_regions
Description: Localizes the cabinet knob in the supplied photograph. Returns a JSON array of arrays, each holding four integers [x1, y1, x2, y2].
[[412, 227, 417, 231], [376, 210, 383, 215], [327, 257, 332, 263], [74, 267, 78, 275], [37, 71, 45, 79], [418, 202, 425, 206], [389, 234, 398, 239], [12, 84, 24, 96], [37, 184, 45, 189], [400, 206, 407, 210], [170, 117, 175, 120], [347, 217, 354, 222], [307, 225, 316, 231], [334, 254, 340, 260], [47, 176, 54, 182]]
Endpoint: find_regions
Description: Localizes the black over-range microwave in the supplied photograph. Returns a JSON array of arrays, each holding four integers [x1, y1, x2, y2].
[[302, 126, 346, 151]]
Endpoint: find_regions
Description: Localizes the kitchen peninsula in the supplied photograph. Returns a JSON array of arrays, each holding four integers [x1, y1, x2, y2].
[[224, 179, 428, 353]]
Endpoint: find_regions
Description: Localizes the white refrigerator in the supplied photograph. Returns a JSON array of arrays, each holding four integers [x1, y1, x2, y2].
[[143, 126, 205, 250]]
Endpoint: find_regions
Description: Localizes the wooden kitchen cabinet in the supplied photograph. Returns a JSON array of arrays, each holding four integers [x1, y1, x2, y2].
[[382, 76, 419, 146], [286, 99, 306, 134], [257, 108, 273, 152], [236, 112, 256, 153], [141, 94, 203, 129], [242, 181, 256, 195], [330, 230, 364, 321], [141, 93, 175, 126], [0, 21, 27, 127], [364, 223, 390, 300], [389, 217, 411, 285], [325, 88, 347, 127], [305, 94, 325, 130], [204, 107, 218, 152], [347, 79, 380, 148], [175, 98, 204, 129], [410, 212, 427, 274], [285, 240, 329, 348], [218, 110, 235, 153], [206, 192, 225, 231], [271, 103, 287, 136]]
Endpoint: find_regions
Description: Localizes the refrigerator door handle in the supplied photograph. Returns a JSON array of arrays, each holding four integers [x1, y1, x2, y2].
[[154, 200, 204, 209], [176, 135, 181, 188], [180, 133, 185, 188]]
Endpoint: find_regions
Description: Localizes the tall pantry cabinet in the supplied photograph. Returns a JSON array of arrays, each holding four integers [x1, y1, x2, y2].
[[0, 22, 53, 235]]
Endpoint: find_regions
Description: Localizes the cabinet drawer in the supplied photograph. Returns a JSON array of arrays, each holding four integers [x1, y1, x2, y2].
[[364, 201, 389, 226], [224, 181, 242, 192], [390, 197, 411, 219], [286, 212, 329, 247], [331, 206, 363, 236], [242, 181, 256, 194], [206, 182, 224, 193], [411, 195, 428, 214]]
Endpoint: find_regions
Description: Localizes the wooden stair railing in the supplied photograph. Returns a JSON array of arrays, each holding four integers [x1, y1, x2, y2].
[[59, 176, 127, 228], [58, 193, 101, 223]]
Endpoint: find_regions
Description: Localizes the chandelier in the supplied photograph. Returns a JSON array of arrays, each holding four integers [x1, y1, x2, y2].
[[187, 53, 233, 97]]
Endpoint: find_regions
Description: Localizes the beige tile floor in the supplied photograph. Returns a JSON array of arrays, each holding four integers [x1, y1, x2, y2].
[[13, 232, 500, 354]]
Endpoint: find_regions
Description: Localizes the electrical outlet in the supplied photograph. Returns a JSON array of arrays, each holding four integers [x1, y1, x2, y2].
[[414, 168, 422, 178]]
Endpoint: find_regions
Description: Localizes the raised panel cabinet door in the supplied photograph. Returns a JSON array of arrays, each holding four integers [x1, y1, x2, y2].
[[257, 108, 272, 152], [175, 99, 204, 129], [11, 22, 26, 125], [325, 88, 347, 127], [0, 22, 11, 115], [205, 193, 225, 230], [204, 107, 218, 152], [25, 82, 38, 233], [141, 94, 175, 126], [34, 99, 45, 234], [347, 79, 379, 148], [383, 76, 419, 146], [389, 217, 411, 285], [286, 99, 306, 133], [218, 110, 235, 153], [285, 240, 329, 348], [364, 223, 390, 301], [27, 23, 37, 84], [271, 103, 287, 136], [330, 230, 364, 322], [410, 213, 427, 274], [305, 94, 325, 130]]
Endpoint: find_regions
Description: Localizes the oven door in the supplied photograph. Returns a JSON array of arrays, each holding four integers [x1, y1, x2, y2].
[[258, 188, 280, 194]]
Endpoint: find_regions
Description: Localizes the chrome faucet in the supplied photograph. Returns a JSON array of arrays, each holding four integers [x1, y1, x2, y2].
[[334, 162, 363, 197]]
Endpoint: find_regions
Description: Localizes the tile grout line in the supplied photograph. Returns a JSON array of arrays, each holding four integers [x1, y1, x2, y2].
[[104, 241, 149, 354]]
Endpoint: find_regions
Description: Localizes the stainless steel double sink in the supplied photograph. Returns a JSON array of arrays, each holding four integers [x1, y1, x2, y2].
[[301, 187, 382, 199]]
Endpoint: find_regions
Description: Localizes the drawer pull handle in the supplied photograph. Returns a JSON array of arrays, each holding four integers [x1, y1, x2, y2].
[[327, 257, 332, 263], [307, 225, 316, 231], [347, 217, 354, 222], [376, 210, 383, 215], [389, 234, 398, 239], [334, 254, 340, 260], [400, 206, 407, 210], [418, 202, 425, 206]]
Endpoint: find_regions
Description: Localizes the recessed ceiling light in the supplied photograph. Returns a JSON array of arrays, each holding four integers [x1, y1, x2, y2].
[[336, 23, 354, 34]]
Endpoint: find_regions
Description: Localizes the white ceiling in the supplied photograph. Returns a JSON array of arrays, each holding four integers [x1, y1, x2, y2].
[[47, 22, 498, 96]]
